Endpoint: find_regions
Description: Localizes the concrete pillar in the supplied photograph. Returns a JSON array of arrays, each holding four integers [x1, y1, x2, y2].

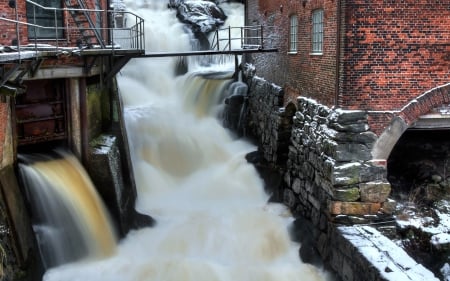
[[68, 78, 82, 159]]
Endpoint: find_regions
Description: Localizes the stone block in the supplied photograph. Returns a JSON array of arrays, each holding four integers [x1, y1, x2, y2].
[[283, 189, 297, 208], [359, 181, 391, 203], [336, 143, 372, 162], [323, 129, 377, 145], [329, 201, 381, 215], [332, 162, 362, 186], [381, 199, 397, 214], [328, 109, 368, 124], [333, 187, 360, 202], [329, 122, 369, 133]]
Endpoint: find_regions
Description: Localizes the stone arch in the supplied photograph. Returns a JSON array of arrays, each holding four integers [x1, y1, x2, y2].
[[372, 83, 450, 160]]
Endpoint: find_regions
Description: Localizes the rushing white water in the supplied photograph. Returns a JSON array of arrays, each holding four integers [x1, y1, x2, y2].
[[18, 151, 117, 269], [43, 2, 330, 281]]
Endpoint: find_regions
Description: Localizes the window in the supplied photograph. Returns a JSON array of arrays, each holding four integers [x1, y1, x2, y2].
[[312, 9, 323, 54], [289, 15, 298, 53], [26, 0, 63, 39]]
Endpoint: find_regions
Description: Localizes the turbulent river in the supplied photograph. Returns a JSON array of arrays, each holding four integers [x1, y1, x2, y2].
[[39, 1, 331, 280]]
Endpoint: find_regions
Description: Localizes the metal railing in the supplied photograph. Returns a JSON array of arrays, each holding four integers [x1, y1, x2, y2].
[[0, 0, 145, 56], [210, 25, 274, 52]]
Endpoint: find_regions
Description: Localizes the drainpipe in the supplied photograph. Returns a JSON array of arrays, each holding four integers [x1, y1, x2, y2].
[[335, 0, 342, 107]]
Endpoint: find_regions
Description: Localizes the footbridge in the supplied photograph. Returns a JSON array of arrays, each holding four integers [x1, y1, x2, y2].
[[0, 0, 276, 89]]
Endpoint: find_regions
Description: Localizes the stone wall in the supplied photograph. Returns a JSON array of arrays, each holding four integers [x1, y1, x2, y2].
[[244, 69, 394, 224], [243, 70, 405, 280], [244, 69, 292, 166], [286, 97, 393, 227]]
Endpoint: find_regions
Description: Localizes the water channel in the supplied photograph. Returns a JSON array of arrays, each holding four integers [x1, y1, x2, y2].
[[25, 2, 331, 280]]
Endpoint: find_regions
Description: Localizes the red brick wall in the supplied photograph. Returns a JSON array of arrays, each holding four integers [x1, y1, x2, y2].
[[340, 0, 450, 111], [0, 0, 109, 47], [0, 0, 27, 46], [245, 0, 338, 107]]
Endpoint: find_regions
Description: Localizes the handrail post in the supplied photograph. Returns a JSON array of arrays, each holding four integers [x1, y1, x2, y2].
[[228, 26, 231, 51], [111, 11, 115, 53], [54, 9, 59, 50], [216, 29, 219, 51], [33, 4, 37, 55], [14, 2, 21, 60], [240, 26, 243, 49], [260, 24, 264, 49], [142, 18, 145, 51]]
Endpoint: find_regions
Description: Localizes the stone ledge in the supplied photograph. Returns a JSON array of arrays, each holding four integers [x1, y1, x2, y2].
[[334, 226, 438, 281]]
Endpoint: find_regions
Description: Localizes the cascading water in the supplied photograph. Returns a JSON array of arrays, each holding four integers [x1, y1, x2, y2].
[[18, 150, 117, 269], [42, 2, 331, 281]]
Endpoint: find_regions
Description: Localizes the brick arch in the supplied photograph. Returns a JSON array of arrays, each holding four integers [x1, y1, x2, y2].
[[372, 83, 450, 160], [398, 83, 450, 126]]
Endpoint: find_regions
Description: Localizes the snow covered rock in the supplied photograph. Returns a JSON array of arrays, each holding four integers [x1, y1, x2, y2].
[[176, 1, 227, 33]]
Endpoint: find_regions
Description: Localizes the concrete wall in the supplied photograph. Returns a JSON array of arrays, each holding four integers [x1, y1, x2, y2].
[[0, 96, 42, 280]]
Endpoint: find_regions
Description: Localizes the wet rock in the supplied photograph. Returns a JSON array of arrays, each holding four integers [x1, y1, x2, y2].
[[130, 210, 156, 229], [176, 1, 227, 33]]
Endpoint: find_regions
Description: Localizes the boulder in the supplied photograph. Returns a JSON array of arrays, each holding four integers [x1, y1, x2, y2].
[[176, 1, 227, 33]]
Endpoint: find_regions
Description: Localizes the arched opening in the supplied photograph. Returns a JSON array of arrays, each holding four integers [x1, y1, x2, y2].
[[386, 128, 450, 277], [387, 129, 450, 202]]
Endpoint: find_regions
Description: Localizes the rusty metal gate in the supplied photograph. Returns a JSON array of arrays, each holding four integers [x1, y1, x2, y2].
[[15, 79, 67, 146]]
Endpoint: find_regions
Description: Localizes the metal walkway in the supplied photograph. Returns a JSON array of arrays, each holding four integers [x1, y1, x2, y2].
[[0, 0, 277, 87]]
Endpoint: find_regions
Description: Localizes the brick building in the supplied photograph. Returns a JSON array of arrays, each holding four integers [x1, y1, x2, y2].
[[243, 2, 450, 276], [245, 0, 450, 138]]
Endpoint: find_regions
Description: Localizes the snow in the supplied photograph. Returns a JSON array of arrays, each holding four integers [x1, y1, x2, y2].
[[431, 233, 450, 248], [339, 225, 439, 281]]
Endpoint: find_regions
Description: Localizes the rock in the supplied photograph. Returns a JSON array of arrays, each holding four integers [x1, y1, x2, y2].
[[176, 1, 227, 33], [360, 181, 391, 203], [431, 174, 442, 183], [329, 122, 370, 133], [431, 233, 450, 251], [333, 187, 360, 202], [299, 243, 323, 267], [335, 143, 372, 161], [328, 109, 368, 124], [426, 183, 445, 201], [381, 199, 397, 214], [332, 162, 362, 186]]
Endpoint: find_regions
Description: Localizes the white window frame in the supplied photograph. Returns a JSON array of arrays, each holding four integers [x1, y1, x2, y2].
[[311, 9, 324, 54], [289, 15, 298, 54]]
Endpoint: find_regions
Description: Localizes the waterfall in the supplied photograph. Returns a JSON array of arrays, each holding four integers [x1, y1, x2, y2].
[[18, 150, 117, 269], [43, 2, 331, 281]]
